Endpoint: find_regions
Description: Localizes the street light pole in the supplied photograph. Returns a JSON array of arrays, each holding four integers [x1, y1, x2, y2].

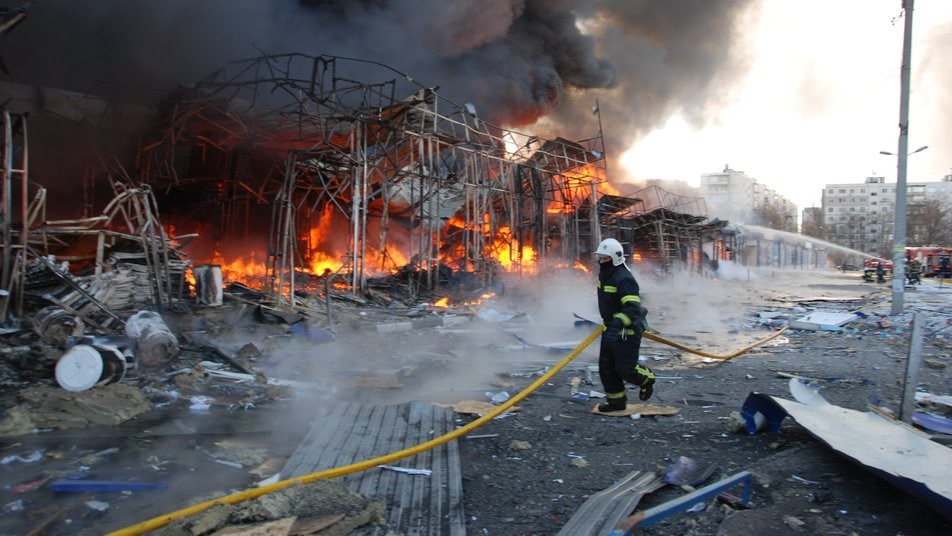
[[890, 0, 916, 316]]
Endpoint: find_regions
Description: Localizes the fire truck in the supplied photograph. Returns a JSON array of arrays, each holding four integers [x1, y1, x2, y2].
[[862, 258, 892, 271], [905, 246, 952, 277]]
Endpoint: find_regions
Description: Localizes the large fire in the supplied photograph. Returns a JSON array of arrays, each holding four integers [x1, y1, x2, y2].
[[216, 252, 268, 282], [177, 163, 613, 288], [547, 164, 618, 214]]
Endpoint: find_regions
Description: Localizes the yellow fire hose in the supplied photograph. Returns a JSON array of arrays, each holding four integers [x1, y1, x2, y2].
[[108, 327, 604, 535], [644, 328, 787, 360], [108, 324, 785, 535]]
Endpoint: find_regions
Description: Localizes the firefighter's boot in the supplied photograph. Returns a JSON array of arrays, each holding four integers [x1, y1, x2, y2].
[[598, 393, 627, 412], [636, 364, 656, 401]]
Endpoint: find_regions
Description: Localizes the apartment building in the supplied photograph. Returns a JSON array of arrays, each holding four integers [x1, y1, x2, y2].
[[822, 175, 952, 257], [699, 166, 798, 232]]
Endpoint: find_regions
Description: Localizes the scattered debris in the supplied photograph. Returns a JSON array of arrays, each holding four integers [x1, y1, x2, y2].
[[788, 311, 861, 332], [508, 440, 532, 451], [0, 384, 151, 434], [742, 379, 952, 520], [154, 481, 385, 536], [378, 465, 432, 476], [569, 457, 590, 468], [663, 456, 719, 492], [486, 391, 510, 404], [557, 470, 664, 536]]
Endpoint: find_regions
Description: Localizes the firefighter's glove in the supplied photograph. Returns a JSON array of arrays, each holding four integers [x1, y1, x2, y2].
[[632, 307, 649, 338], [603, 319, 625, 343]]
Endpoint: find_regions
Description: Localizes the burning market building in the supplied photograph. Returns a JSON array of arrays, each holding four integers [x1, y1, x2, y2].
[[1, 53, 733, 328]]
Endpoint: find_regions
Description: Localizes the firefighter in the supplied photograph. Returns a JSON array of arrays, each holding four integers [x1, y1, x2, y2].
[[907, 259, 922, 285], [593, 238, 656, 412]]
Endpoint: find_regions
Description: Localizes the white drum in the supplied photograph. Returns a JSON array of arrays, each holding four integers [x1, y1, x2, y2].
[[55, 344, 127, 391]]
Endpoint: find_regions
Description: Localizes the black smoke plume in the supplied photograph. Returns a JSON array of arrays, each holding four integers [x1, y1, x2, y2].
[[2, 0, 756, 199]]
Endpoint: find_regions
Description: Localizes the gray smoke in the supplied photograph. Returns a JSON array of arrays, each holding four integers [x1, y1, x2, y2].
[[2, 0, 756, 178], [920, 19, 952, 173]]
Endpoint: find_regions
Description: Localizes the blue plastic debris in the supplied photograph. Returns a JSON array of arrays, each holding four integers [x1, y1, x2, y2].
[[740, 392, 788, 433], [912, 413, 952, 435], [610, 471, 754, 535], [50, 480, 166, 492], [287, 321, 335, 343]]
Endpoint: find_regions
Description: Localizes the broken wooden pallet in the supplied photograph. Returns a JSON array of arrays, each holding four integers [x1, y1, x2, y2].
[[280, 400, 465, 536]]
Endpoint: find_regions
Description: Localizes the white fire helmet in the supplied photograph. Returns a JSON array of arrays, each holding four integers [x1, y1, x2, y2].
[[595, 238, 626, 266]]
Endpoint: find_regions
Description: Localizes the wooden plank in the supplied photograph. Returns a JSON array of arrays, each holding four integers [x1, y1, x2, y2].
[[410, 400, 435, 533], [281, 402, 359, 479], [344, 404, 391, 493], [329, 403, 378, 479], [386, 401, 422, 531], [444, 418, 465, 536], [307, 403, 367, 474], [373, 403, 410, 521], [427, 404, 445, 536], [354, 403, 399, 497], [404, 400, 432, 534]]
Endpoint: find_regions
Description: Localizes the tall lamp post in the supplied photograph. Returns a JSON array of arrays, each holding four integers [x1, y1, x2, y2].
[[880, 143, 927, 314], [883, 0, 917, 316]]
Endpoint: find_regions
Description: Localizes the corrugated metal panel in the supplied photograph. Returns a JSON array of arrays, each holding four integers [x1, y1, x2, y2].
[[281, 400, 465, 535], [557, 470, 664, 536]]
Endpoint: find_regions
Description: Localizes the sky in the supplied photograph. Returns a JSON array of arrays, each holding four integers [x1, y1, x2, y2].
[[618, 0, 952, 212]]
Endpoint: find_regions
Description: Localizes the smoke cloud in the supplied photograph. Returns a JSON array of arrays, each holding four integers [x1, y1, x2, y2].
[[920, 19, 952, 176], [2, 0, 756, 185]]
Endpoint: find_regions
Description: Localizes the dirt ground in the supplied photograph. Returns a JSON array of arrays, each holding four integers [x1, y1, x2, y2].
[[1, 264, 951, 535]]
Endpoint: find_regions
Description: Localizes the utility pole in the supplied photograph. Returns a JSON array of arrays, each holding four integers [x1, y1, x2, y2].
[[593, 100, 606, 249], [891, 0, 915, 315]]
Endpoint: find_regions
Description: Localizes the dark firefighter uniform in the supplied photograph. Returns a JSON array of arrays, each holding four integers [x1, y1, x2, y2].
[[597, 260, 655, 411]]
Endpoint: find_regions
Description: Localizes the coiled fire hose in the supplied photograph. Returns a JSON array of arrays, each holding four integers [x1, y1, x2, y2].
[[108, 325, 786, 535]]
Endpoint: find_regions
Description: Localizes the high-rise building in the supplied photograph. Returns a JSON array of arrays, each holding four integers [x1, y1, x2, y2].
[[699, 166, 798, 232]]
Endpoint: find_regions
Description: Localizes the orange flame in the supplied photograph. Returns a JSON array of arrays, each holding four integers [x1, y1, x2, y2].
[[431, 292, 496, 309], [489, 226, 537, 273], [308, 251, 343, 276], [547, 164, 617, 213], [213, 251, 268, 283], [466, 292, 495, 305], [178, 164, 620, 289]]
